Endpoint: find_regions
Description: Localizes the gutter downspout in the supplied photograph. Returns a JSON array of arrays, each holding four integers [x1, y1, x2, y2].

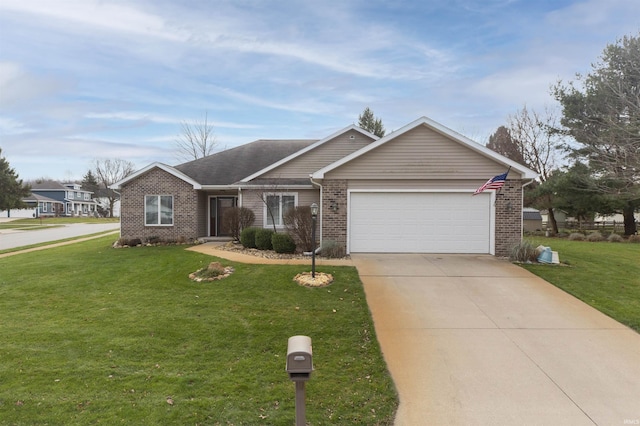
[[521, 178, 536, 238], [309, 175, 322, 254]]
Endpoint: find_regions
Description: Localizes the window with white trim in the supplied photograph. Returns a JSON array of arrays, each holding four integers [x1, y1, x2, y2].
[[145, 195, 174, 225], [264, 193, 296, 227], [84, 193, 90, 200]]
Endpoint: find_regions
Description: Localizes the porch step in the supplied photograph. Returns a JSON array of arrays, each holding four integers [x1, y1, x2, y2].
[[197, 236, 234, 243]]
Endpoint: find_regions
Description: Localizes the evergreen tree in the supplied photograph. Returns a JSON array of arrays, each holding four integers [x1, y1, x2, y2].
[[554, 33, 640, 235], [81, 170, 100, 195], [358, 107, 386, 137], [0, 148, 31, 212]]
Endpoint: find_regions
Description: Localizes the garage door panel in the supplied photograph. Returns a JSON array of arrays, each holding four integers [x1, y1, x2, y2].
[[349, 192, 491, 253]]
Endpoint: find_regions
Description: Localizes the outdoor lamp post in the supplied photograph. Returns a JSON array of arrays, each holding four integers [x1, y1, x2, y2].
[[310, 203, 319, 278]]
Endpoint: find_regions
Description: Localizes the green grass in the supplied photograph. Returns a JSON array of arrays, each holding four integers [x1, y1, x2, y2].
[[521, 237, 640, 332], [0, 236, 398, 425]]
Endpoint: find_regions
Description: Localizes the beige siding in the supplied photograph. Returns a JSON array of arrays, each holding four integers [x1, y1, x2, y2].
[[240, 188, 319, 229], [261, 129, 375, 179], [347, 179, 498, 190], [326, 125, 523, 180]]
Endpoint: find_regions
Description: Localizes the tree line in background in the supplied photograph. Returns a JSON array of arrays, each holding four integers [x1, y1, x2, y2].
[[487, 33, 639, 236], [2, 34, 637, 233]]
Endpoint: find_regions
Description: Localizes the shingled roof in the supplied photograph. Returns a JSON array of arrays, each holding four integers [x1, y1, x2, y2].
[[173, 139, 317, 185]]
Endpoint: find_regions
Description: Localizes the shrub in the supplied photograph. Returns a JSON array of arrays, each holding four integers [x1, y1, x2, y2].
[[128, 238, 143, 246], [240, 227, 259, 248], [509, 240, 538, 262], [628, 234, 640, 243], [568, 233, 585, 241], [586, 231, 604, 242], [255, 228, 274, 250], [320, 240, 345, 258], [272, 233, 296, 253], [284, 206, 314, 252], [607, 233, 623, 243], [146, 235, 161, 244], [221, 207, 255, 241]]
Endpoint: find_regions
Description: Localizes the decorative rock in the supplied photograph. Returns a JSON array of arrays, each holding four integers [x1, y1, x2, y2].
[[293, 272, 333, 287]]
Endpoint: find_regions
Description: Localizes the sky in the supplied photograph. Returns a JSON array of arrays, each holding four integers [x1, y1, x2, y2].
[[0, 0, 638, 182]]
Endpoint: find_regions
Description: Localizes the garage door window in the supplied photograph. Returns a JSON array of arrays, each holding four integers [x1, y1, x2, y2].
[[264, 193, 296, 227]]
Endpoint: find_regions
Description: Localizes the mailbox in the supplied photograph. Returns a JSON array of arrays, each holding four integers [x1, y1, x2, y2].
[[286, 335, 313, 379]]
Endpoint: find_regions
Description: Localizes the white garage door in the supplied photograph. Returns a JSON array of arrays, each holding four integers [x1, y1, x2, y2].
[[349, 192, 492, 253]]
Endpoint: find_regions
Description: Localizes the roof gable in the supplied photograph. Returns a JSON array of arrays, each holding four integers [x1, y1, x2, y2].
[[312, 116, 538, 180], [110, 163, 202, 190], [241, 125, 378, 182]]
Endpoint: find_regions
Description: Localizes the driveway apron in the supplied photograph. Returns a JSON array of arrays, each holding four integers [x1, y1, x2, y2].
[[352, 254, 640, 426]]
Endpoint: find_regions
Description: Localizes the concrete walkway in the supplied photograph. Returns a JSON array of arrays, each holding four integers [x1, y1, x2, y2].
[[352, 253, 640, 426]]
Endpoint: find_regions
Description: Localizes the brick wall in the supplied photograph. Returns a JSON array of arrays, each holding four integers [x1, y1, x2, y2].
[[321, 180, 348, 253], [494, 180, 523, 257], [120, 168, 200, 242]]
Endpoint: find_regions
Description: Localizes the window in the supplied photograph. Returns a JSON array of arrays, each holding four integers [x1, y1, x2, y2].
[[145, 195, 173, 225], [84, 193, 90, 200], [76, 192, 81, 199], [264, 193, 296, 227]]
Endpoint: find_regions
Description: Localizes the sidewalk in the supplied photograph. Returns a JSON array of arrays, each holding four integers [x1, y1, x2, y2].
[[186, 242, 354, 266]]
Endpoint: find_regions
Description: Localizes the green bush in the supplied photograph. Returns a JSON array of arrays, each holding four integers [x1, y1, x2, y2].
[[240, 227, 259, 248], [255, 228, 274, 250], [509, 240, 538, 262], [272, 233, 296, 253]]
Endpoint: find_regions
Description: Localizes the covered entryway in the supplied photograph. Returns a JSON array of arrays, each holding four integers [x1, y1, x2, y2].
[[209, 196, 237, 237], [348, 191, 492, 253]]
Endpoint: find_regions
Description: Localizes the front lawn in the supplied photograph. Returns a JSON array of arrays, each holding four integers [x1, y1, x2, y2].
[[521, 237, 640, 332], [0, 237, 398, 425]]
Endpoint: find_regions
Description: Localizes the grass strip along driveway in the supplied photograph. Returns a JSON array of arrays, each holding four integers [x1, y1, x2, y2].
[[522, 237, 640, 333], [0, 236, 398, 425]]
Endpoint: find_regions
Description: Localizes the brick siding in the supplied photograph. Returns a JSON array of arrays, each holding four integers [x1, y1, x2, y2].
[[321, 180, 348, 252], [120, 168, 199, 242], [494, 180, 523, 257]]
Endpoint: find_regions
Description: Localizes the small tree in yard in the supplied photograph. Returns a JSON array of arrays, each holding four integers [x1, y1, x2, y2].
[[221, 207, 255, 241], [284, 206, 314, 252]]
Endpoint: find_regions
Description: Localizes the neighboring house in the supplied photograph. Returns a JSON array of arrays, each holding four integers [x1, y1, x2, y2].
[[27, 181, 97, 217], [1, 193, 64, 218], [94, 188, 121, 217], [112, 117, 538, 256], [523, 207, 543, 232]]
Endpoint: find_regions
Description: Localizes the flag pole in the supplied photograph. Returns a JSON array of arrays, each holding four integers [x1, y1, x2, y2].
[[494, 166, 511, 205]]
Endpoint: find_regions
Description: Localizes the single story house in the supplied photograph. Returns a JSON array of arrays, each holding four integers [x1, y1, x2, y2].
[[112, 117, 538, 256]]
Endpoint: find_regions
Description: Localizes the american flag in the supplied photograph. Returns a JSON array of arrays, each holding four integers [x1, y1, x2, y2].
[[473, 170, 509, 195]]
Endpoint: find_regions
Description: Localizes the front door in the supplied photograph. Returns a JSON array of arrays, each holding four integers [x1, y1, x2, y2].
[[209, 197, 236, 236]]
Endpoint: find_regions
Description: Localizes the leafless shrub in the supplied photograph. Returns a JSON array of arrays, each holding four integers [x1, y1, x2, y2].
[[284, 206, 314, 252], [568, 233, 585, 241], [222, 207, 255, 241]]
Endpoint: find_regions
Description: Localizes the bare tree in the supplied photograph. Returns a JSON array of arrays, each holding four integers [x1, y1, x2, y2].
[[507, 105, 564, 234], [175, 112, 218, 161], [92, 158, 136, 218]]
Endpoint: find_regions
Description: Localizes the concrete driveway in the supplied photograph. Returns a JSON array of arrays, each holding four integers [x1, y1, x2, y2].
[[352, 254, 640, 426]]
